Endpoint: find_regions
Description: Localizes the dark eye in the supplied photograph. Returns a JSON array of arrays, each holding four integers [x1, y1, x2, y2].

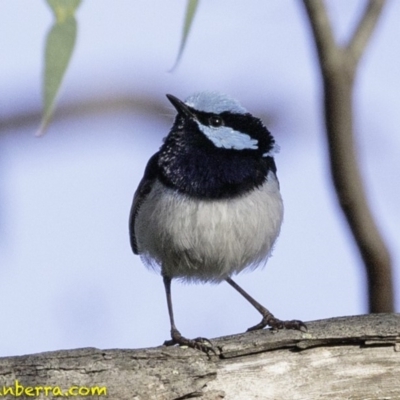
[[209, 116, 223, 127]]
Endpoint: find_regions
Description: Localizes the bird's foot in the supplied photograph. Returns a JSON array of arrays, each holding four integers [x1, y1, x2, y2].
[[163, 328, 216, 354], [247, 310, 307, 332]]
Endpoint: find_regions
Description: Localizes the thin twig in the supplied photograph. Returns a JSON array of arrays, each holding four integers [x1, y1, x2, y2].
[[347, 0, 386, 67], [302, 0, 337, 68]]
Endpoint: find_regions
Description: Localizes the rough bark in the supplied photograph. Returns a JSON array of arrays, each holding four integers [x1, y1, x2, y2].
[[1, 314, 399, 399]]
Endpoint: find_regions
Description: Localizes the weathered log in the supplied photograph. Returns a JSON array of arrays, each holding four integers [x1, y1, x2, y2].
[[0, 314, 399, 399]]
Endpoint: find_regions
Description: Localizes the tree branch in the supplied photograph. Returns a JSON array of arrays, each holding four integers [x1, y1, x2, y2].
[[302, 0, 393, 312], [0, 315, 399, 399], [302, 0, 339, 73], [347, 0, 386, 67]]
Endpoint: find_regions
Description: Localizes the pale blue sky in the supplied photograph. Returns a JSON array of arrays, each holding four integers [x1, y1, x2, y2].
[[0, 0, 399, 357]]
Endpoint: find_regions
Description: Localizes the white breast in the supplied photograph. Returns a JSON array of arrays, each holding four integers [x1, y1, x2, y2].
[[134, 171, 283, 283]]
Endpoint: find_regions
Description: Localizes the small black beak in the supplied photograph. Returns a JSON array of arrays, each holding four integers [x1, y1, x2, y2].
[[166, 94, 195, 118]]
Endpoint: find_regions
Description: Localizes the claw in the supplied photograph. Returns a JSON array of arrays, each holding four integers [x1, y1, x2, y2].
[[247, 315, 307, 332], [164, 328, 217, 354], [225, 278, 306, 335]]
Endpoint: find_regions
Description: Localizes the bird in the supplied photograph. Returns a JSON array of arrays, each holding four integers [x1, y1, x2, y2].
[[129, 91, 305, 352]]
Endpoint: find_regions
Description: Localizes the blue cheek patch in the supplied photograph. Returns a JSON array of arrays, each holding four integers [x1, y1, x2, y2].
[[197, 122, 259, 151]]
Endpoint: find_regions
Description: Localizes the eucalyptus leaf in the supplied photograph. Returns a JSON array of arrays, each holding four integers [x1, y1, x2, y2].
[[46, 0, 81, 22], [171, 0, 199, 71], [38, 0, 81, 135]]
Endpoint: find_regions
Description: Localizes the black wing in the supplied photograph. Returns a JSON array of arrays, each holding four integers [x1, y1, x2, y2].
[[129, 152, 160, 254]]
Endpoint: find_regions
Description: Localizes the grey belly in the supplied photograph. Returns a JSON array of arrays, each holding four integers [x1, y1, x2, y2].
[[135, 175, 283, 283]]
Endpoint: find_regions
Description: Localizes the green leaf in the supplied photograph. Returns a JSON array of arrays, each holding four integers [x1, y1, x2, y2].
[[38, 0, 81, 136], [170, 0, 199, 71], [46, 0, 81, 22]]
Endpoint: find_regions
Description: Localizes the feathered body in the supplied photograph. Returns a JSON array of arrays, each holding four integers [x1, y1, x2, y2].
[[130, 92, 283, 283]]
